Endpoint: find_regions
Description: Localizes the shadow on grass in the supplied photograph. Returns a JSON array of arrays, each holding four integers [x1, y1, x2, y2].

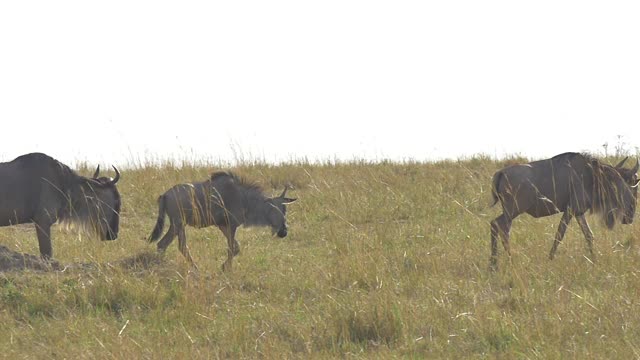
[[106, 250, 165, 270]]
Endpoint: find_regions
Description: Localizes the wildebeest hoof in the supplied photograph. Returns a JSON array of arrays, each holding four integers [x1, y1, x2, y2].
[[489, 258, 498, 272]]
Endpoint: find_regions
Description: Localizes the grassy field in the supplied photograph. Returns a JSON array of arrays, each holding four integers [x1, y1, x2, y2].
[[1, 156, 640, 358]]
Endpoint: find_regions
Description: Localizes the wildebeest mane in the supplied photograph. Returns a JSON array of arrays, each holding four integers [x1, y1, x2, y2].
[[210, 171, 264, 194]]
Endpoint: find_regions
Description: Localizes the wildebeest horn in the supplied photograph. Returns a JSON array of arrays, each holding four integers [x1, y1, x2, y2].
[[93, 165, 100, 178], [279, 184, 294, 198], [615, 156, 629, 168], [109, 166, 120, 185]]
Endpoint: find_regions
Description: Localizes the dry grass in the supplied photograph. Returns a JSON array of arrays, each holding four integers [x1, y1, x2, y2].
[[0, 156, 639, 358]]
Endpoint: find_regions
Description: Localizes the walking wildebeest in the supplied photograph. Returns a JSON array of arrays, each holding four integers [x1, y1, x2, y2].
[[0, 153, 121, 259], [490, 152, 639, 269], [148, 171, 297, 271]]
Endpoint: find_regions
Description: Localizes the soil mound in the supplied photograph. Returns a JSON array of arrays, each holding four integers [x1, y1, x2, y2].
[[0, 245, 61, 272], [0, 246, 163, 273]]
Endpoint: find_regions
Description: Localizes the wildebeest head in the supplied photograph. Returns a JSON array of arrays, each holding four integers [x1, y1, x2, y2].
[[596, 158, 640, 227], [265, 187, 297, 238], [86, 165, 121, 240], [614, 157, 640, 225]]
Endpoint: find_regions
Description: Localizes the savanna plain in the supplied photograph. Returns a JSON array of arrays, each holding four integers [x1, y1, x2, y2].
[[1, 155, 640, 359]]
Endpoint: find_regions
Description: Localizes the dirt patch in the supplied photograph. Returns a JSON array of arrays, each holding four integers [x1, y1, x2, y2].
[[0, 245, 61, 272]]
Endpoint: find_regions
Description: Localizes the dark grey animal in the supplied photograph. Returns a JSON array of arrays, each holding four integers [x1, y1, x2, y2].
[[490, 152, 639, 269], [148, 171, 297, 271], [0, 153, 121, 259]]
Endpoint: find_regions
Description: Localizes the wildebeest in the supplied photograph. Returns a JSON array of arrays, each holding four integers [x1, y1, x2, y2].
[[490, 152, 639, 269], [148, 171, 297, 271], [0, 153, 121, 259]]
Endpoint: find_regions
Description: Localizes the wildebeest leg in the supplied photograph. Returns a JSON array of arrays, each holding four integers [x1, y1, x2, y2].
[[177, 227, 198, 270], [34, 221, 53, 260], [576, 215, 595, 259], [156, 223, 178, 252], [220, 225, 239, 272], [490, 213, 512, 269], [549, 211, 572, 260]]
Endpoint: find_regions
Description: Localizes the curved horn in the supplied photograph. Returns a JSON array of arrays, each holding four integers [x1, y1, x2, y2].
[[93, 165, 100, 178], [280, 185, 291, 198], [615, 156, 629, 168], [109, 166, 120, 185]]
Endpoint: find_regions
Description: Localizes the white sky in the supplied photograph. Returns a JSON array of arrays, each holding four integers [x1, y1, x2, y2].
[[1, 1, 639, 167]]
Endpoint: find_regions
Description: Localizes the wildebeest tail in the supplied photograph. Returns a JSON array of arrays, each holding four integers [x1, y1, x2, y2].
[[490, 171, 504, 207], [149, 195, 166, 242]]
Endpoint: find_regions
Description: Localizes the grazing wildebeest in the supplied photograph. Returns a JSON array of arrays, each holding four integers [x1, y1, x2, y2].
[[0, 153, 121, 259], [490, 152, 639, 269], [148, 171, 297, 271]]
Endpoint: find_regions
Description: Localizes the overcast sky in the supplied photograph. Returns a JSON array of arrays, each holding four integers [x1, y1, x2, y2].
[[1, 1, 638, 167]]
